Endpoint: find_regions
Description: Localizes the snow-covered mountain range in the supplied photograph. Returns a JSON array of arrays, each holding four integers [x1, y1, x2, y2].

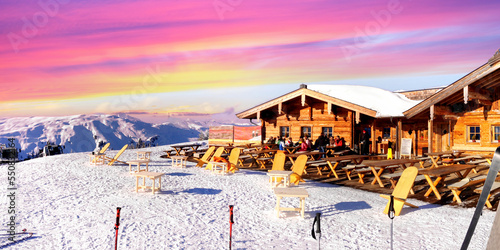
[[0, 113, 243, 160]]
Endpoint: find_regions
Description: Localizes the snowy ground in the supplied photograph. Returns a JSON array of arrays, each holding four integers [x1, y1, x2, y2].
[[1, 145, 496, 249]]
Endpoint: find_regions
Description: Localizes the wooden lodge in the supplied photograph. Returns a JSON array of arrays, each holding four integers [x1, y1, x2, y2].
[[236, 49, 500, 157]]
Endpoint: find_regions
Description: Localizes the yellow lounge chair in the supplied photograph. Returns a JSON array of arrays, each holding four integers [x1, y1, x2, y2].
[[290, 155, 308, 185], [105, 144, 129, 166], [205, 147, 225, 170], [194, 146, 216, 168], [380, 167, 419, 216], [227, 148, 242, 173], [90, 143, 111, 164], [268, 151, 287, 182]]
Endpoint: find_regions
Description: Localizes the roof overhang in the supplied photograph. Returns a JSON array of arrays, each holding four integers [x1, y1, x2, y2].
[[236, 87, 377, 119], [403, 56, 500, 119]]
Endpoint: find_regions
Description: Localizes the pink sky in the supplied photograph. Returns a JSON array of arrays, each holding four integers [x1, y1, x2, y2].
[[1, 0, 499, 118]]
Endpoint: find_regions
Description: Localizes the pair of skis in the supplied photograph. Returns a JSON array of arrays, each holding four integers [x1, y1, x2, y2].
[[0, 229, 34, 248]]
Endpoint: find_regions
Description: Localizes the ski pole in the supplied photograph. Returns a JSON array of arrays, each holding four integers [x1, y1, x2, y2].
[[229, 205, 234, 250], [114, 207, 122, 250], [311, 213, 322, 250], [389, 195, 395, 250]]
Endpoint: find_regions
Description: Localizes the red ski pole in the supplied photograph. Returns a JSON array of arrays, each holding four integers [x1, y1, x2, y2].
[[114, 207, 122, 250], [229, 205, 234, 250]]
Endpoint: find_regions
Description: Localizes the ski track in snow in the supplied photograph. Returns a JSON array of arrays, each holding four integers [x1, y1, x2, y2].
[[0, 145, 496, 249]]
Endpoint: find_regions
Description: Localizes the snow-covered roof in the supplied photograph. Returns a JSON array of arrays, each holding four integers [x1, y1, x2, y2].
[[308, 85, 422, 117]]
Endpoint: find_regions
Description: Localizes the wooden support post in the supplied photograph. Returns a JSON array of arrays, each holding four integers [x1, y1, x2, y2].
[[257, 111, 261, 120], [428, 119, 433, 154], [301, 94, 306, 106], [278, 102, 282, 115], [397, 119, 402, 159], [327, 102, 332, 115], [355, 111, 360, 124], [464, 86, 469, 104], [371, 121, 376, 155]]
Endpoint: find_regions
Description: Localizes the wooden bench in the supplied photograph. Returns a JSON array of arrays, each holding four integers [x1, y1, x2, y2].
[[274, 188, 309, 218], [447, 174, 488, 203], [474, 181, 500, 208]]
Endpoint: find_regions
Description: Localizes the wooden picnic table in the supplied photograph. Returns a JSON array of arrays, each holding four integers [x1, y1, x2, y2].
[[325, 145, 343, 155], [286, 151, 326, 165], [419, 164, 478, 200], [321, 155, 368, 178], [170, 143, 202, 156], [243, 149, 278, 168], [284, 146, 300, 154], [362, 159, 422, 187], [425, 150, 465, 168]]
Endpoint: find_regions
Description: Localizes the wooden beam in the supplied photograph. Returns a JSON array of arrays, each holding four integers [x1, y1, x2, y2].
[[463, 86, 469, 104], [301, 94, 306, 106], [257, 111, 260, 120], [278, 102, 282, 115], [433, 105, 453, 116], [355, 111, 360, 124], [468, 88, 493, 105], [428, 119, 433, 154], [430, 105, 434, 121], [327, 102, 332, 115], [397, 120, 402, 159], [371, 121, 376, 154]]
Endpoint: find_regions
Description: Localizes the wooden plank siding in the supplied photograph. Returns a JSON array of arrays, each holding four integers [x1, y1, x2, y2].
[[261, 98, 354, 145]]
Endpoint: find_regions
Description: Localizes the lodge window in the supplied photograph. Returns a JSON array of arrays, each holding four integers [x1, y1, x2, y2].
[[468, 125, 480, 142], [301, 126, 312, 138], [383, 128, 391, 139], [280, 126, 290, 138], [492, 126, 500, 143], [322, 127, 333, 137]]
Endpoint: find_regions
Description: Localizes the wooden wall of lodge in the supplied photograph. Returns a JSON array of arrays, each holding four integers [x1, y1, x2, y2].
[[259, 96, 500, 156], [261, 100, 354, 144], [400, 99, 500, 156]]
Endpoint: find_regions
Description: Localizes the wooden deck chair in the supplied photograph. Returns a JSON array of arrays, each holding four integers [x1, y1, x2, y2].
[[205, 147, 225, 170], [380, 167, 419, 216], [91, 143, 110, 164], [227, 148, 242, 173], [105, 144, 128, 166], [268, 151, 287, 182], [194, 146, 216, 168], [290, 155, 308, 185], [99, 143, 111, 154]]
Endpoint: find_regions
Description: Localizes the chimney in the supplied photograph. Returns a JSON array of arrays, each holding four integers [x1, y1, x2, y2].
[[300, 84, 307, 89]]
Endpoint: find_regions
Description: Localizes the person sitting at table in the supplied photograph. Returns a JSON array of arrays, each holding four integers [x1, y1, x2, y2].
[[314, 134, 327, 153], [298, 138, 309, 152], [329, 135, 336, 146], [335, 136, 344, 148], [304, 136, 313, 150], [277, 136, 285, 151], [285, 137, 293, 147], [266, 136, 275, 144]]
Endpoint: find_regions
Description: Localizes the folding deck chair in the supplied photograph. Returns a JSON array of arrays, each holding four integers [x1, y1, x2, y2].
[[105, 144, 129, 166], [290, 155, 308, 185], [380, 167, 419, 216], [194, 146, 215, 168]]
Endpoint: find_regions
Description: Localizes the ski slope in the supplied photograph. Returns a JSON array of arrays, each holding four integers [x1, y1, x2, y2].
[[0, 145, 496, 249]]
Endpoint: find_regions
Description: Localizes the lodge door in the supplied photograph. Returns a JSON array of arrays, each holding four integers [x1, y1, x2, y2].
[[436, 123, 450, 152]]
